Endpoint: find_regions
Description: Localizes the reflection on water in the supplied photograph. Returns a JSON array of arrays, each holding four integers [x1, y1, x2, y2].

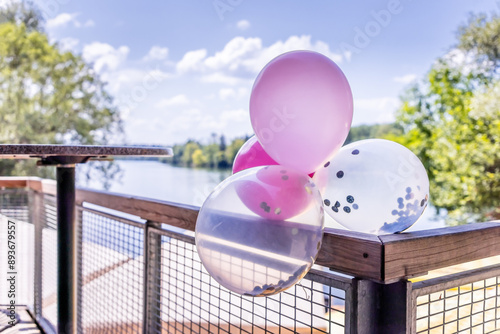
[[84, 160, 446, 230]]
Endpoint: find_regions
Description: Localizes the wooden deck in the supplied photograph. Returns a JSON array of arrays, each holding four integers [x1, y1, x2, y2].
[[0, 305, 41, 333]]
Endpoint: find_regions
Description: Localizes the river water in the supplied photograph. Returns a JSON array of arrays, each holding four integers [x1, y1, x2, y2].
[[84, 160, 446, 231]]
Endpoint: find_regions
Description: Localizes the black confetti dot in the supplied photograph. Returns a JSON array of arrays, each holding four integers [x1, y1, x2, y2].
[[260, 202, 270, 213], [324, 199, 331, 206], [420, 199, 425, 207], [352, 149, 360, 155], [353, 204, 359, 210], [343, 206, 351, 213], [282, 175, 289, 180], [332, 206, 339, 213], [346, 195, 354, 203], [334, 201, 341, 208], [336, 171, 344, 178], [324, 161, 330, 168], [280, 170, 287, 174]]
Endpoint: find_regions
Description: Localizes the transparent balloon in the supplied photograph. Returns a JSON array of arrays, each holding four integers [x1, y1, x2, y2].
[[195, 166, 324, 296], [313, 139, 429, 234]]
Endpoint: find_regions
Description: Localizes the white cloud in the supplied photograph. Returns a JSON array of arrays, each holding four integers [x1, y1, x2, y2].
[[83, 19, 95, 27], [236, 19, 250, 30], [353, 97, 399, 125], [143, 46, 169, 61], [200, 73, 245, 86], [154, 94, 189, 108], [46, 13, 78, 29], [218, 87, 249, 100], [205, 37, 261, 71], [220, 109, 248, 123], [242, 35, 343, 72], [176, 49, 207, 73], [176, 35, 344, 78], [46, 12, 95, 29], [82, 42, 130, 74], [393, 74, 417, 84]]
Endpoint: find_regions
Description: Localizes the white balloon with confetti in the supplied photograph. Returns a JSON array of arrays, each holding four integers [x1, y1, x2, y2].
[[313, 139, 429, 234]]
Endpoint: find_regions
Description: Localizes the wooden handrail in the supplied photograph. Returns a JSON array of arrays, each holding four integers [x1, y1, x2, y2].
[[1, 177, 499, 283]]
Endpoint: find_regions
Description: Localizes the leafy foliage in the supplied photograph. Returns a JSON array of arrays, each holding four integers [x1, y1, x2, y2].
[[394, 12, 500, 223], [0, 4, 123, 185]]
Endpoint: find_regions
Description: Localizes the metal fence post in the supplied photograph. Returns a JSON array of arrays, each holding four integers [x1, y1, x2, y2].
[[143, 221, 162, 333], [351, 279, 412, 334], [76, 207, 83, 333]]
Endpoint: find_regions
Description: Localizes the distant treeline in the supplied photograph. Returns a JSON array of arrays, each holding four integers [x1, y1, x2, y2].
[[162, 123, 403, 169]]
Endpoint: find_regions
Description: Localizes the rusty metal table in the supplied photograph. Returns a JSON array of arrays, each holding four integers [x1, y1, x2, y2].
[[0, 144, 173, 333]]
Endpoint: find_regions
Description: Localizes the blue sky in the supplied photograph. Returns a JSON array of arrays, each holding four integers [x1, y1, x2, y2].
[[27, 0, 500, 145]]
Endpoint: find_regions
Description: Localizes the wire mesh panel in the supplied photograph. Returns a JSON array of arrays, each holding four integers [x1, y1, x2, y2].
[[412, 265, 500, 334], [0, 189, 34, 308], [78, 207, 145, 333], [0, 188, 29, 222], [146, 228, 351, 334], [41, 194, 58, 329]]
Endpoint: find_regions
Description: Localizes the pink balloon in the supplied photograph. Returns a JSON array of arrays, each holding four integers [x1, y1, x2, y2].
[[232, 136, 278, 174], [250, 51, 353, 174], [235, 166, 315, 220], [233, 136, 315, 177]]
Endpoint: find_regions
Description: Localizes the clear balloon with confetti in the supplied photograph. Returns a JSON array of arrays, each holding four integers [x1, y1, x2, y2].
[[195, 165, 324, 296]]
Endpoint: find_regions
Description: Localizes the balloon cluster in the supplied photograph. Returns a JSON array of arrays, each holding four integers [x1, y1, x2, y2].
[[195, 51, 429, 297]]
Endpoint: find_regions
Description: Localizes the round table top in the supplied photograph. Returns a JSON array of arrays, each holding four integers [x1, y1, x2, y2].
[[0, 144, 172, 157], [0, 145, 172, 164]]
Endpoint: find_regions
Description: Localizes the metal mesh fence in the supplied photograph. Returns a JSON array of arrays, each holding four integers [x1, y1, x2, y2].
[[413, 265, 500, 334], [78, 207, 145, 333], [41, 194, 58, 328], [146, 228, 349, 334]]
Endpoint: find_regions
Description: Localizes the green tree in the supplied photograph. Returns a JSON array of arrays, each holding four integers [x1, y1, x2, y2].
[[394, 12, 500, 223], [224, 138, 245, 166], [192, 148, 208, 167], [0, 4, 123, 186], [203, 143, 219, 168], [182, 141, 201, 166]]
